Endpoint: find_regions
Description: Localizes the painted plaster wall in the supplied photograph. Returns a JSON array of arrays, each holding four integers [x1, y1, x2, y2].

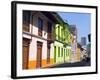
[[54, 23, 72, 63], [28, 11, 55, 60], [53, 41, 72, 63], [23, 11, 56, 69], [31, 12, 55, 39]]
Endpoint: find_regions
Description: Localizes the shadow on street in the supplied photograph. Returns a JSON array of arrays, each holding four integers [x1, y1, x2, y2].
[[49, 60, 91, 68]]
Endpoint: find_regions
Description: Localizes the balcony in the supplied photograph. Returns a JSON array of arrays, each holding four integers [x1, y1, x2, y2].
[[38, 29, 42, 36], [23, 22, 30, 32], [47, 33, 54, 42]]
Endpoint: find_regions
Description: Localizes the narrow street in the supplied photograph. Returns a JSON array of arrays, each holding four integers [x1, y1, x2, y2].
[[49, 60, 90, 68]]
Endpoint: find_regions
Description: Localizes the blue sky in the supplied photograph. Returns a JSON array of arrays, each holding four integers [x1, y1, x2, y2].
[[58, 12, 91, 44]]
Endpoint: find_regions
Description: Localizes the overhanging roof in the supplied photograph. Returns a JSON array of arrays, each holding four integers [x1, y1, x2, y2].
[[41, 11, 58, 23]]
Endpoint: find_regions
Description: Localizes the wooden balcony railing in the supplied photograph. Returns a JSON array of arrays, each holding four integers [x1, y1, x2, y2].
[[47, 33, 54, 42], [23, 22, 30, 32], [38, 29, 42, 36]]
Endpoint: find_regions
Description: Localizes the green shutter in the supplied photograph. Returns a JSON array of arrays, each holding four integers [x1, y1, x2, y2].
[[54, 46, 56, 63], [58, 47, 60, 57], [62, 48, 63, 57], [64, 49, 65, 57]]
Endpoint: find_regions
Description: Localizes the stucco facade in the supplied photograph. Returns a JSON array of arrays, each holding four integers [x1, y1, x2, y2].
[[23, 11, 56, 69], [54, 23, 72, 64], [22, 11, 81, 69]]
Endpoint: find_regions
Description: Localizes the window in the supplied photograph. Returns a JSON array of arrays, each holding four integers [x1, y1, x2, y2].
[[38, 18, 43, 30], [38, 18, 43, 36], [23, 11, 30, 32], [23, 11, 30, 23], [47, 22, 52, 33], [31, 15, 34, 25], [54, 46, 56, 63], [58, 47, 60, 57], [68, 49, 69, 56], [64, 49, 65, 57], [66, 49, 67, 56], [61, 28, 63, 41], [61, 48, 63, 57], [58, 26, 60, 40], [47, 22, 52, 40]]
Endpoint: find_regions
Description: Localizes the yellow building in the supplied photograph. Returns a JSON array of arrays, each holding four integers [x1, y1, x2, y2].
[[77, 47, 81, 61]]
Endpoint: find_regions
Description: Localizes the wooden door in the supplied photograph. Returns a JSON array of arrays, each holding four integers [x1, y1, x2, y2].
[[23, 38, 30, 69], [36, 42, 42, 68], [47, 43, 50, 63]]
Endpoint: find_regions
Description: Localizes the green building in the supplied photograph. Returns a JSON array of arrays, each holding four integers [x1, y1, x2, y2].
[[53, 13, 72, 64]]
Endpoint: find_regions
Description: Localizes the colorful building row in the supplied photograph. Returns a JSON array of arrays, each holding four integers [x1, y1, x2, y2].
[[22, 11, 81, 69]]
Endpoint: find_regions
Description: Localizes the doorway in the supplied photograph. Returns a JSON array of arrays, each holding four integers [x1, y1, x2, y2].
[[36, 41, 43, 68], [23, 38, 30, 69], [47, 43, 50, 63]]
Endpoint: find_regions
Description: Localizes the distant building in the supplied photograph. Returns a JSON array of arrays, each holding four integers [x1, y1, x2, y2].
[[70, 25, 78, 62], [70, 25, 77, 54], [81, 37, 86, 46], [77, 43, 82, 62], [70, 25, 77, 37]]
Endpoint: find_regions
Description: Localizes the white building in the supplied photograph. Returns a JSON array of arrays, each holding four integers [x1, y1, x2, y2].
[[22, 11, 58, 69]]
